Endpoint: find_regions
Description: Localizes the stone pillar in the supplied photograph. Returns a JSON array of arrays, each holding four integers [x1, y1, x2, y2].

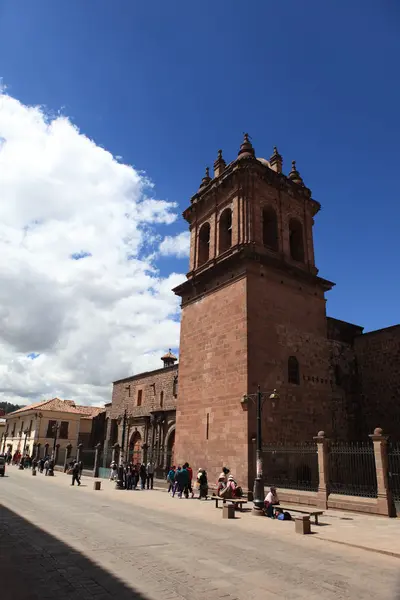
[[313, 431, 329, 509], [44, 443, 49, 458], [64, 443, 72, 472], [111, 443, 120, 465], [76, 443, 83, 463], [93, 443, 102, 477], [369, 428, 395, 517], [103, 417, 112, 456], [35, 443, 41, 459]]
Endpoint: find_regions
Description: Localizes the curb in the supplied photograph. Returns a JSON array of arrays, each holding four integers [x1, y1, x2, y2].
[[314, 535, 400, 560]]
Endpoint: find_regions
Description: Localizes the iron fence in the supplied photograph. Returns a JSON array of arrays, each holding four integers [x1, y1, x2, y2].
[[80, 448, 96, 470], [262, 442, 319, 492], [388, 442, 400, 514], [329, 441, 377, 498]]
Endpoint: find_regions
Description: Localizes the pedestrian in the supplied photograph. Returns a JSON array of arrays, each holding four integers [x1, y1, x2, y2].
[[39, 458, 44, 473], [146, 461, 154, 490], [110, 461, 118, 481], [171, 466, 181, 497], [132, 464, 139, 489], [126, 464, 134, 490], [79, 460, 83, 477], [139, 463, 147, 489], [71, 461, 81, 486], [167, 465, 176, 494], [198, 469, 208, 500], [175, 465, 189, 498], [184, 462, 194, 498], [264, 486, 279, 518], [44, 459, 50, 476]]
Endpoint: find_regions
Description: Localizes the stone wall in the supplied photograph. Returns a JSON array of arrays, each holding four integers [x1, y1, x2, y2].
[[175, 276, 249, 488], [355, 325, 400, 439]]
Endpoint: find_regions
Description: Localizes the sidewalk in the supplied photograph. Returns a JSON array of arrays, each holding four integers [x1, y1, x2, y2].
[[9, 466, 400, 559]]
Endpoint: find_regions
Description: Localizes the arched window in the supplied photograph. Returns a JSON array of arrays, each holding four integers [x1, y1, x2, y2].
[[198, 222, 210, 266], [289, 218, 304, 262], [218, 208, 232, 254], [160, 390, 164, 408], [288, 356, 300, 385], [262, 207, 278, 251]]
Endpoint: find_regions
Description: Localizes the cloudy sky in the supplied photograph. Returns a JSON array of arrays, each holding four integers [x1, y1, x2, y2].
[[1, 1, 399, 407], [0, 88, 188, 406]]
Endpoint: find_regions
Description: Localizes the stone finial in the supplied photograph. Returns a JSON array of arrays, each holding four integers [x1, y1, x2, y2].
[[288, 160, 304, 186], [198, 166, 212, 191], [213, 149, 226, 178], [237, 133, 255, 160], [269, 146, 283, 174]]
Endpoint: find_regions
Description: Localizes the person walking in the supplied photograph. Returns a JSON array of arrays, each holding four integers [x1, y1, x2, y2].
[[184, 462, 194, 498], [146, 461, 154, 490], [44, 459, 50, 476], [139, 463, 147, 490], [167, 466, 176, 494], [198, 469, 208, 500], [175, 465, 189, 498], [71, 461, 81, 486]]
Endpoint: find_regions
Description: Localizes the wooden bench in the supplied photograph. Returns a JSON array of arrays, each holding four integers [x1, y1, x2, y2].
[[276, 505, 323, 525], [210, 495, 248, 512]]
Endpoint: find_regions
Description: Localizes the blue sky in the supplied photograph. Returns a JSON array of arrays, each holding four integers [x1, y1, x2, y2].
[[1, 0, 399, 332]]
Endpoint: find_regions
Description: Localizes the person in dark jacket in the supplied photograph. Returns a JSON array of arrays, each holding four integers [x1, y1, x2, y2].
[[139, 464, 147, 489], [175, 465, 189, 498], [71, 461, 81, 486]]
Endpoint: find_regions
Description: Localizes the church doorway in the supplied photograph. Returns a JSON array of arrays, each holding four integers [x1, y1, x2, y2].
[[166, 429, 175, 469], [128, 431, 142, 465]]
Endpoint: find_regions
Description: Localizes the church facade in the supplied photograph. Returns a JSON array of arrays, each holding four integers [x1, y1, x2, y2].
[[104, 134, 400, 489]]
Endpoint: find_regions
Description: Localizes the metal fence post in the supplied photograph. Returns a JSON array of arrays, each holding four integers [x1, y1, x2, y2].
[[369, 428, 395, 517], [76, 443, 83, 463], [313, 431, 329, 509], [64, 443, 72, 472], [112, 443, 119, 465], [93, 443, 102, 477]]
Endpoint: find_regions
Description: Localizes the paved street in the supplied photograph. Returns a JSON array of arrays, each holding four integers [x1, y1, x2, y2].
[[1, 468, 400, 599]]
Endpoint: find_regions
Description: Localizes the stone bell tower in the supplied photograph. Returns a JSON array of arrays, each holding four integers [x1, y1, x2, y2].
[[173, 134, 335, 488]]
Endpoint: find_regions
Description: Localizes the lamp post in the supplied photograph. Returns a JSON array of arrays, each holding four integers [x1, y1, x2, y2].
[[117, 410, 127, 464], [241, 385, 279, 514], [51, 422, 60, 460]]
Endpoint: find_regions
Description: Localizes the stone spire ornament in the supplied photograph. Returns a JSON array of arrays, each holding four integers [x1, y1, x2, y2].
[[213, 149, 226, 178], [288, 160, 304, 186], [198, 166, 212, 190], [269, 146, 283, 174], [237, 133, 255, 159]]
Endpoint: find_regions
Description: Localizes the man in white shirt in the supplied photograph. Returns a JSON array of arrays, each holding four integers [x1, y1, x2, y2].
[[264, 486, 279, 518], [146, 462, 155, 489]]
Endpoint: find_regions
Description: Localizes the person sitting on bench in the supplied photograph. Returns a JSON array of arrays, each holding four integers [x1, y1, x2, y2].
[[264, 486, 279, 518]]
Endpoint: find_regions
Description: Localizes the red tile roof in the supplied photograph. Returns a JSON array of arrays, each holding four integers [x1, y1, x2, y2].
[[7, 398, 83, 416]]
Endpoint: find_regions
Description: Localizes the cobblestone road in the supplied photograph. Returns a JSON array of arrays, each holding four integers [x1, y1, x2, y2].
[[1, 469, 400, 599]]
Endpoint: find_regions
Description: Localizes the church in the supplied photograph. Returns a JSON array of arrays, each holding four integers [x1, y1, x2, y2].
[[105, 134, 400, 489]]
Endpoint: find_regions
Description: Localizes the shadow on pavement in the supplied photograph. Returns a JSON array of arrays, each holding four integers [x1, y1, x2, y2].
[[0, 504, 150, 599]]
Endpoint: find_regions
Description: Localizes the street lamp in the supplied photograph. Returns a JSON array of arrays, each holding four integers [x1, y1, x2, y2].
[[19, 428, 30, 469], [51, 422, 60, 460], [241, 385, 280, 515]]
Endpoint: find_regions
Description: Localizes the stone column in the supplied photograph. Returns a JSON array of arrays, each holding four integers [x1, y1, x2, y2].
[[35, 443, 41, 460], [44, 443, 49, 458], [313, 431, 329, 509], [76, 443, 83, 463], [111, 443, 119, 465], [369, 428, 395, 517], [103, 417, 112, 456], [64, 443, 72, 472], [93, 443, 102, 477]]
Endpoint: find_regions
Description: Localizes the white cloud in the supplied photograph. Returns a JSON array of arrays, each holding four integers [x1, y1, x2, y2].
[[159, 231, 190, 258], [0, 89, 187, 406]]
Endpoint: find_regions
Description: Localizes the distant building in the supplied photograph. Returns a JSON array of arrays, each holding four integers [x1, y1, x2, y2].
[[2, 398, 105, 462], [105, 351, 177, 474]]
